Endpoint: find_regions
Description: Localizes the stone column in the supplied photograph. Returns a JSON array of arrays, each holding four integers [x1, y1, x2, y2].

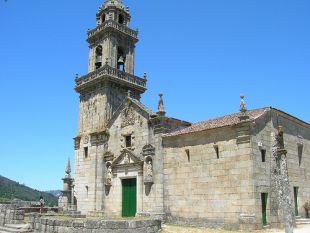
[[271, 126, 294, 233], [137, 171, 144, 214]]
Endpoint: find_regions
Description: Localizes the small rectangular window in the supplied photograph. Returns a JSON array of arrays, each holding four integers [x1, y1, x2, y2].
[[261, 149, 266, 162], [185, 149, 190, 162], [84, 147, 88, 158], [298, 144, 303, 166], [125, 135, 132, 148], [85, 186, 89, 199], [214, 145, 219, 159]]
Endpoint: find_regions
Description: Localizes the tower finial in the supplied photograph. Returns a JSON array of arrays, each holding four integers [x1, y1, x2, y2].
[[65, 158, 71, 177], [240, 94, 247, 114], [157, 93, 165, 116], [239, 94, 249, 121]]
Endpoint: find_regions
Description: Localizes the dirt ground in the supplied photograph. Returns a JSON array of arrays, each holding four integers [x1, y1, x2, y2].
[[161, 224, 310, 233]]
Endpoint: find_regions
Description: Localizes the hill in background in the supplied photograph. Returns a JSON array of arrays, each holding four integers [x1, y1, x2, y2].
[[46, 190, 62, 198], [0, 175, 58, 206]]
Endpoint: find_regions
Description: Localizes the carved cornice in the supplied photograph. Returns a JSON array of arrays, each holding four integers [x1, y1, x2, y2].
[[87, 20, 138, 44], [75, 65, 146, 93], [90, 131, 109, 146]]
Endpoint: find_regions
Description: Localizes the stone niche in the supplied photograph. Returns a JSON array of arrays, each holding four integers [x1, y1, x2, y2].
[[142, 144, 155, 185]]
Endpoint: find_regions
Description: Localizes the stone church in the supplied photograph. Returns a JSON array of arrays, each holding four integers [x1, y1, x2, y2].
[[59, 0, 310, 230]]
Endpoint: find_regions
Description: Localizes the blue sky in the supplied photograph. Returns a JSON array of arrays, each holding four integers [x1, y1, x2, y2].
[[0, 0, 309, 191]]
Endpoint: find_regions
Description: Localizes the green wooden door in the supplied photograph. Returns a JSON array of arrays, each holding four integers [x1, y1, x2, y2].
[[261, 193, 268, 226], [122, 179, 137, 217], [294, 187, 299, 216]]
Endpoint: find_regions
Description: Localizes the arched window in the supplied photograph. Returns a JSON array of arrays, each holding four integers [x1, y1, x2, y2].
[[95, 45, 103, 70], [118, 14, 124, 24], [117, 47, 125, 71], [102, 14, 106, 23]]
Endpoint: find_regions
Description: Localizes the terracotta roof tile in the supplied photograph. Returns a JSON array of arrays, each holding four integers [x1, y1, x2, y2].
[[164, 107, 270, 137]]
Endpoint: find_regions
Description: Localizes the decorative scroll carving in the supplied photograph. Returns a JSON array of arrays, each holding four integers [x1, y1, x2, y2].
[[104, 151, 114, 162], [121, 103, 136, 128], [142, 144, 155, 157]]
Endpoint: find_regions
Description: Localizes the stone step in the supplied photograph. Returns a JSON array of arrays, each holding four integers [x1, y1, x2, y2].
[[0, 224, 32, 233], [296, 218, 310, 225]]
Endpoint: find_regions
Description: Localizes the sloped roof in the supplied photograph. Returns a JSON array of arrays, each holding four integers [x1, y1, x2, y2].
[[164, 107, 269, 137], [129, 97, 155, 116]]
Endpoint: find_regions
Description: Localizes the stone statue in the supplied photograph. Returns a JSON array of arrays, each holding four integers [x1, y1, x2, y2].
[[123, 153, 130, 164], [240, 95, 247, 114], [146, 161, 153, 177], [106, 165, 112, 185]]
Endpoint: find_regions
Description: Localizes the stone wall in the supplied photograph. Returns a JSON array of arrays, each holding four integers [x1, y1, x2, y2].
[[250, 111, 275, 227], [251, 111, 310, 227], [162, 109, 310, 230], [162, 126, 255, 229], [29, 215, 161, 233], [0, 204, 24, 226]]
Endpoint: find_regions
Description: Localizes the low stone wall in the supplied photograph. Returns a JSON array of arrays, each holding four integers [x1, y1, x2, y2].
[[166, 215, 238, 229], [0, 204, 24, 226], [29, 214, 161, 233], [19, 207, 59, 214]]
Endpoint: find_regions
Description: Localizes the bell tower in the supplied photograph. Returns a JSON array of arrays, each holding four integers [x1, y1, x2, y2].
[[74, 0, 147, 213], [75, 0, 147, 135], [89, 0, 135, 75]]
